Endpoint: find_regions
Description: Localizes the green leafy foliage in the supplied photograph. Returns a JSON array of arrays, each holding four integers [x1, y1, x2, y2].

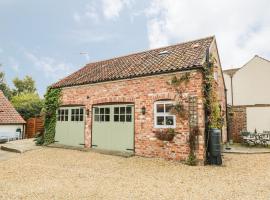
[[12, 76, 36, 95], [185, 153, 197, 166], [203, 56, 223, 129], [34, 132, 44, 146], [11, 93, 43, 120], [43, 88, 62, 145], [0, 70, 12, 99]]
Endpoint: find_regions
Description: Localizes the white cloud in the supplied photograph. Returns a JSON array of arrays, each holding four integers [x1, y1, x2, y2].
[[69, 29, 116, 44], [101, 0, 133, 20], [24, 52, 73, 80], [8, 57, 19, 72], [146, 0, 270, 68], [73, 2, 100, 23]]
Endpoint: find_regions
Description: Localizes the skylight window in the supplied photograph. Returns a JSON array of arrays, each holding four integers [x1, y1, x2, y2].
[[158, 50, 170, 56]]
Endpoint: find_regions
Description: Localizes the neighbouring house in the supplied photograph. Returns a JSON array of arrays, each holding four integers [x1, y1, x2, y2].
[[0, 90, 26, 140], [51, 36, 227, 162], [223, 55, 270, 142]]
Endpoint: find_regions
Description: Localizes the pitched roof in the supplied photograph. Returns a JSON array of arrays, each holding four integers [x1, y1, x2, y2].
[[52, 36, 215, 88], [0, 91, 25, 124]]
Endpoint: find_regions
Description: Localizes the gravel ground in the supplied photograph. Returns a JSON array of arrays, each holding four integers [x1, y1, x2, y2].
[[0, 148, 269, 200]]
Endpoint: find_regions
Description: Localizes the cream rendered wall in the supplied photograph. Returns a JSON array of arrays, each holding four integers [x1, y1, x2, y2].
[[0, 124, 23, 137], [233, 56, 270, 105], [223, 73, 232, 105], [246, 107, 270, 132]]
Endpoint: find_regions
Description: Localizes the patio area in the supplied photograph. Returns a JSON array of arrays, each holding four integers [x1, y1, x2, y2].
[[0, 147, 270, 199]]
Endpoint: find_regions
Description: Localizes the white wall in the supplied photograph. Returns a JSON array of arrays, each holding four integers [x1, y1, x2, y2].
[[0, 124, 24, 138], [246, 107, 270, 132], [229, 56, 270, 105], [223, 73, 232, 105]]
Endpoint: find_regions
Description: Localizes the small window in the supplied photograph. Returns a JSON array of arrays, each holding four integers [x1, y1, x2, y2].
[[94, 107, 110, 122], [57, 109, 69, 121], [114, 106, 132, 122], [154, 101, 176, 128], [71, 108, 84, 122]]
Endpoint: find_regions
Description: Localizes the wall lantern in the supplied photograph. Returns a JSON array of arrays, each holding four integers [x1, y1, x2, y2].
[[141, 106, 146, 115]]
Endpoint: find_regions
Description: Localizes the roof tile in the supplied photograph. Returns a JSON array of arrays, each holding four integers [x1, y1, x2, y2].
[[52, 36, 214, 88]]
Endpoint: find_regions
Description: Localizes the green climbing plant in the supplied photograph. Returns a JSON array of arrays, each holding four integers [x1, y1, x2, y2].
[[43, 88, 62, 145], [203, 55, 223, 129]]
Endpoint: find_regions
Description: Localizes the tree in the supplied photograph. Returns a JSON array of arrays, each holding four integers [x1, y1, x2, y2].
[[11, 93, 44, 120], [12, 75, 36, 95], [0, 67, 12, 99]]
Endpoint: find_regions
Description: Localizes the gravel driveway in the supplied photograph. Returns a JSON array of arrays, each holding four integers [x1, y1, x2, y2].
[[0, 148, 269, 200]]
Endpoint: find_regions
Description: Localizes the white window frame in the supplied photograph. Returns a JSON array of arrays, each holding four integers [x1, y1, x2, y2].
[[154, 101, 176, 128]]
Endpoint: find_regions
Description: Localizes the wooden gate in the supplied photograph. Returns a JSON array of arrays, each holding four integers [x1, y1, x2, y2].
[[26, 117, 44, 138]]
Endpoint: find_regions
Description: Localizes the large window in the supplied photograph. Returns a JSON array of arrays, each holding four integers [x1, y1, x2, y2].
[[94, 107, 110, 122], [114, 106, 132, 122], [71, 108, 84, 121], [57, 109, 69, 121], [154, 101, 176, 128]]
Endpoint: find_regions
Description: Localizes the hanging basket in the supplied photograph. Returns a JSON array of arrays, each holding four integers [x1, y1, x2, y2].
[[155, 129, 176, 141]]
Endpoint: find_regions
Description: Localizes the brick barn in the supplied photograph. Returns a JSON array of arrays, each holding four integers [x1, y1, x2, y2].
[[51, 36, 227, 163]]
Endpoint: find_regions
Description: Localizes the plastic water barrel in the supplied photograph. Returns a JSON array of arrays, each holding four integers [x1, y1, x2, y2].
[[209, 128, 222, 165]]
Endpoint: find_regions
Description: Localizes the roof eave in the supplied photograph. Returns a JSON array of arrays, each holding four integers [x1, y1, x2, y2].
[[51, 65, 203, 89]]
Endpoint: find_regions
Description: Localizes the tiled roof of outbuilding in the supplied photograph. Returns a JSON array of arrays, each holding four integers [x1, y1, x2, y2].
[[0, 91, 25, 124], [52, 36, 215, 88]]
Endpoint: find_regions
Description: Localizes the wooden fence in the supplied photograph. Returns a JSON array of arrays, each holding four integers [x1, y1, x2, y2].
[[25, 117, 44, 138]]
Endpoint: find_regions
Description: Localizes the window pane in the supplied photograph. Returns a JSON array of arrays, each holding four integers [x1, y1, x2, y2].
[[80, 108, 84, 115], [100, 108, 104, 114], [65, 116, 68, 121], [76, 109, 79, 115], [114, 107, 119, 114], [165, 104, 173, 113], [114, 115, 119, 122], [105, 108, 110, 114], [65, 109, 68, 115], [61, 110, 64, 115], [57, 116, 60, 121], [80, 115, 83, 121], [126, 115, 132, 122], [166, 116, 174, 125], [58, 110, 60, 115], [157, 116, 164, 125], [105, 115, 110, 122], [94, 115, 99, 122], [72, 109, 75, 114], [61, 115, 64, 121], [100, 115, 104, 122], [71, 116, 75, 121], [156, 104, 164, 113], [94, 107, 99, 114], [120, 115, 125, 122], [120, 107, 125, 114], [75, 115, 79, 121], [126, 107, 131, 114]]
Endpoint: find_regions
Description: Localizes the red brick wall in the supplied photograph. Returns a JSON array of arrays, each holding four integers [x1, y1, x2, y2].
[[60, 70, 206, 162], [228, 106, 246, 142]]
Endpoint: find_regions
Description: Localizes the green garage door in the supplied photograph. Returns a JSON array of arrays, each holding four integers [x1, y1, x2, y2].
[[55, 107, 85, 147], [92, 104, 134, 152]]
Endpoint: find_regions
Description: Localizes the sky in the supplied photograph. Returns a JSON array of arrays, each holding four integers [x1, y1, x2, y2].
[[0, 0, 270, 96]]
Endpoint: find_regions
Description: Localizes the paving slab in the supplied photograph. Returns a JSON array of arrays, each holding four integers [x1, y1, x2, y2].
[[0, 139, 42, 153], [223, 144, 270, 154], [47, 143, 134, 157]]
